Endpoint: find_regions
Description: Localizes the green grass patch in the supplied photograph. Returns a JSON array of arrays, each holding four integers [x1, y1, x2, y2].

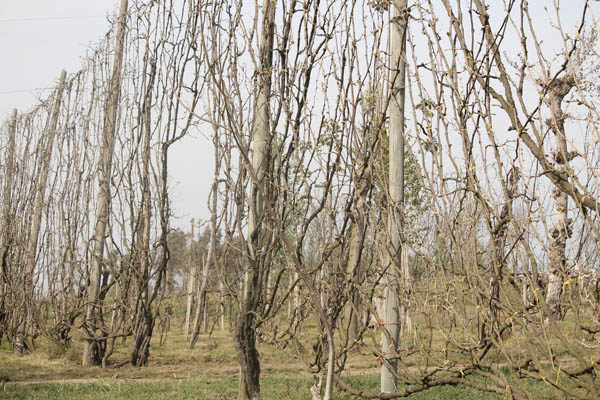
[[0, 374, 573, 400]]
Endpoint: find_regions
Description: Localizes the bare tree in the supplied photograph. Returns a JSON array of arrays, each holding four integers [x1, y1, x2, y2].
[[0, 109, 17, 346], [83, 0, 129, 367], [544, 75, 575, 321], [184, 219, 196, 340], [381, 0, 408, 393], [17, 70, 67, 353]]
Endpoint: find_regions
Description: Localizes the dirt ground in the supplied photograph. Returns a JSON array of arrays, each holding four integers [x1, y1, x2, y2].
[[0, 329, 378, 387]]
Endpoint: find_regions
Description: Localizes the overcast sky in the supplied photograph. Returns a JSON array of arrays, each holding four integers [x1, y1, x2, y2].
[[0, 1, 211, 230], [0, 1, 115, 118]]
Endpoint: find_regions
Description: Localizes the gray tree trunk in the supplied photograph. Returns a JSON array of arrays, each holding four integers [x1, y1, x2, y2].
[[83, 0, 128, 367], [191, 173, 217, 345], [235, 0, 276, 398], [130, 58, 157, 367], [381, 0, 407, 393], [345, 183, 368, 343], [0, 109, 17, 346], [220, 281, 225, 331], [545, 76, 575, 321], [184, 219, 196, 340], [18, 70, 66, 353]]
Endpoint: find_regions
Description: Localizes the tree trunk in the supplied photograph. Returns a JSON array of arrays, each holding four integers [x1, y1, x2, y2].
[[18, 70, 67, 353], [345, 216, 366, 344], [189, 256, 209, 348], [345, 150, 373, 344], [545, 76, 574, 321], [83, 0, 128, 367], [184, 219, 196, 340], [203, 293, 209, 333], [220, 281, 226, 331], [235, 312, 261, 400], [0, 109, 17, 346], [400, 248, 411, 337], [130, 309, 154, 366], [381, 0, 407, 393], [486, 168, 517, 339], [190, 237, 212, 345], [234, 0, 276, 398], [129, 57, 157, 367], [191, 133, 219, 346]]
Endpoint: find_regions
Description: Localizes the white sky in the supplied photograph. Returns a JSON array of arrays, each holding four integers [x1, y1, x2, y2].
[[0, 1, 212, 230]]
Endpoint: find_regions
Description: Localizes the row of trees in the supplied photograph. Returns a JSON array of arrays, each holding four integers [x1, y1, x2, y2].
[[1, 0, 600, 399], [0, 0, 205, 367]]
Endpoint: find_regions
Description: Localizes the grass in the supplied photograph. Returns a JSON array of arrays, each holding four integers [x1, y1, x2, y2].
[[0, 376, 480, 400], [0, 308, 595, 399], [0, 378, 243, 400], [0, 374, 569, 399], [0, 342, 573, 400]]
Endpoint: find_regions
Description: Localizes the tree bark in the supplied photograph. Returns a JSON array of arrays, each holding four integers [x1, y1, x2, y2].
[[184, 219, 196, 340], [487, 168, 517, 337], [0, 109, 17, 346], [381, 0, 407, 393], [544, 76, 574, 321], [130, 57, 157, 367], [220, 281, 225, 331], [345, 180, 368, 343], [190, 177, 216, 347], [235, 0, 276, 398], [83, 0, 128, 367], [18, 70, 66, 353]]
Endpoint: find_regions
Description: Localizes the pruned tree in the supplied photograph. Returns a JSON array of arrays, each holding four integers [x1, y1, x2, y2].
[[381, 0, 408, 393], [83, 0, 129, 367]]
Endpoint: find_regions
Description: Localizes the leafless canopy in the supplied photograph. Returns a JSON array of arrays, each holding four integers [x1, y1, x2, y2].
[[1, 1, 600, 399]]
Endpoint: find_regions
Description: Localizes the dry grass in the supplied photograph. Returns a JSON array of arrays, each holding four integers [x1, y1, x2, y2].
[[1, 295, 597, 399], [0, 325, 355, 386]]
